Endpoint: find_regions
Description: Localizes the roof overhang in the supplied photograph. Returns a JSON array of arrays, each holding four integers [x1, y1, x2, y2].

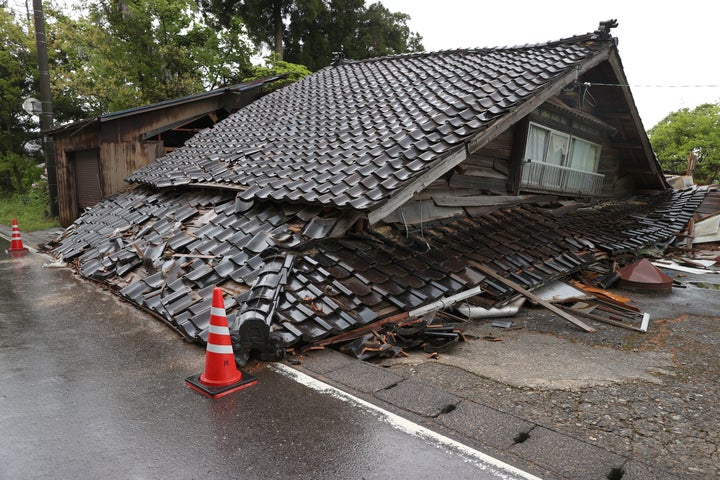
[[48, 75, 287, 137]]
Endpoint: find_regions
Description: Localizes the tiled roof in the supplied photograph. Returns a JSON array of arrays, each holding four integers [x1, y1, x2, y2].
[[52, 186, 709, 356], [126, 33, 612, 211]]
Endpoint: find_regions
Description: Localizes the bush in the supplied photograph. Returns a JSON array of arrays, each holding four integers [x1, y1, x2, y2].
[[0, 184, 59, 231]]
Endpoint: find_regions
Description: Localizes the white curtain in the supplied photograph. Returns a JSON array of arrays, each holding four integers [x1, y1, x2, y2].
[[525, 125, 547, 162], [547, 132, 569, 165], [569, 138, 599, 172]]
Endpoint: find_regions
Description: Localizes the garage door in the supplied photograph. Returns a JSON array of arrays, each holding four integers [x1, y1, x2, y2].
[[74, 150, 102, 210]]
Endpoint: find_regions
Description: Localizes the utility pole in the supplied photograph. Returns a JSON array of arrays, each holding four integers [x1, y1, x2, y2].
[[32, 0, 58, 217]]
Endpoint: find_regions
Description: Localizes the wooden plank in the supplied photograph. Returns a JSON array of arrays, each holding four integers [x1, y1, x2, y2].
[[448, 173, 508, 191], [313, 312, 410, 347], [560, 305, 645, 333], [465, 155, 497, 168], [434, 194, 557, 207], [463, 166, 507, 179], [470, 262, 596, 333]]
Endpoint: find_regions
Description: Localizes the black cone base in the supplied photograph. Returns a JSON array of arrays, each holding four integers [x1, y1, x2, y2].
[[185, 371, 257, 398]]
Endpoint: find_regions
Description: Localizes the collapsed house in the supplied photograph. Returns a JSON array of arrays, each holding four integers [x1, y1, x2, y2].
[[51, 21, 713, 362]]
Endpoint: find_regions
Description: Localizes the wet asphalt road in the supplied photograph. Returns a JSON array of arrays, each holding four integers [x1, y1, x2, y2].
[[0, 239, 532, 480]]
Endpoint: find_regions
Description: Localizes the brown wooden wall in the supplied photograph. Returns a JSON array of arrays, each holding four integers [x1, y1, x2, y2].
[[100, 141, 163, 195], [419, 127, 516, 200], [54, 125, 100, 226], [100, 96, 226, 143], [54, 125, 164, 226]]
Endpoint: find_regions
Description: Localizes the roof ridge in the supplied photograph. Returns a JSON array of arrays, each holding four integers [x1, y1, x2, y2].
[[330, 30, 611, 67]]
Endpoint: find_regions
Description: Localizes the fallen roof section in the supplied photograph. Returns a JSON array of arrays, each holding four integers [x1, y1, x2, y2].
[[51, 186, 710, 361]]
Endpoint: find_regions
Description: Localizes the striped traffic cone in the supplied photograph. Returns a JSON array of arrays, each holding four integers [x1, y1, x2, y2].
[[185, 287, 257, 398], [8, 219, 28, 256]]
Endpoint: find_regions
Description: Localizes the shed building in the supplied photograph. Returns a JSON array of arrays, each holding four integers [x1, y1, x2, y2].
[[50, 77, 284, 226]]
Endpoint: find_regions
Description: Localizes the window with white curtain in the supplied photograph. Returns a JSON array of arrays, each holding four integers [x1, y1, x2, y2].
[[524, 122, 600, 172], [569, 137, 600, 172]]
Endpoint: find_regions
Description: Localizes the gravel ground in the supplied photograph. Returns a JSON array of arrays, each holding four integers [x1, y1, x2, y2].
[[491, 313, 717, 478], [390, 272, 720, 479]]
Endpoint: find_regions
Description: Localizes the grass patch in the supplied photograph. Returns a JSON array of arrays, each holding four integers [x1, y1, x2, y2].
[[0, 191, 59, 231], [690, 282, 720, 290]]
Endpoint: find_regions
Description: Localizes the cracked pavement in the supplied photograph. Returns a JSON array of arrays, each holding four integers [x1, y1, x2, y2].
[[294, 270, 720, 479]]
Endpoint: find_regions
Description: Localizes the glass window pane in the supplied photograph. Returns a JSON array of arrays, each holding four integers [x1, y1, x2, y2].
[[525, 125, 548, 162], [547, 133, 569, 165], [569, 138, 600, 172]]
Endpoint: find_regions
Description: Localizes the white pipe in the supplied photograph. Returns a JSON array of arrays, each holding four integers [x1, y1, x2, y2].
[[408, 286, 483, 317], [456, 298, 526, 319]]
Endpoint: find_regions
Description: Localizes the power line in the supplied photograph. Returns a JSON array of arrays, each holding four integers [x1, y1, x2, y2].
[[584, 82, 720, 89]]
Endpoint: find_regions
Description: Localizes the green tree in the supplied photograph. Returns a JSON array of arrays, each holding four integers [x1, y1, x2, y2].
[[48, 0, 256, 117], [0, 5, 43, 196], [284, 0, 424, 71], [199, 0, 423, 69], [648, 103, 720, 185], [239, 0, 291, 58], [243, 52, 311, 90], [353, 2, 423, 57]]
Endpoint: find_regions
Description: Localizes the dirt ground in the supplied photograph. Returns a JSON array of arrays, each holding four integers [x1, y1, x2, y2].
[[389, 270, 720, 479]]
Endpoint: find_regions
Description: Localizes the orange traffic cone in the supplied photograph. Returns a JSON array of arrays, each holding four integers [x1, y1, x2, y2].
[[185, 287, 257, 398], [8, 219, 29, 256]]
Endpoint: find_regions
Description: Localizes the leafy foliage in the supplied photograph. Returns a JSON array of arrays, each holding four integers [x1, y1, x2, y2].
[[0, 188, 59, 231], [48, 0, 256, 117], [239, 0, 291, 55], [284, 0, 424, 71], [0, 5, 42, 196], [200, 0, 424, 70], [648, 103, 720, 185], [243, 53, 311, 90]]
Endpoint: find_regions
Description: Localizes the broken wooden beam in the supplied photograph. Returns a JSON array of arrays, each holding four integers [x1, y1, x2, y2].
[[313, 312, 410, 347], [470, 262, 596, 333], [560, 304, 648, 333]]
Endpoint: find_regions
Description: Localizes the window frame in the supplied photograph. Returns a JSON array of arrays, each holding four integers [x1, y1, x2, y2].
[[524, 121, 601, 174]]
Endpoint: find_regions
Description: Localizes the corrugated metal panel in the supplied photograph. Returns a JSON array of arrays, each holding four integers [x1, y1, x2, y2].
[[74, 150, 102, 209]]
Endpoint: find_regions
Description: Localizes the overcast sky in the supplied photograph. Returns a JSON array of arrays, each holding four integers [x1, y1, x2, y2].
[[378, 0, 719, 129]]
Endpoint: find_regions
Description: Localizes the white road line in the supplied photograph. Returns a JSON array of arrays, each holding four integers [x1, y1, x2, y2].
[[271, 362, 542, 480]]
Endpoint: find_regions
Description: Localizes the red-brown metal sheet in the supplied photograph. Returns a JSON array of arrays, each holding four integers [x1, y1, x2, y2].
[[617, 258, 673, 292]]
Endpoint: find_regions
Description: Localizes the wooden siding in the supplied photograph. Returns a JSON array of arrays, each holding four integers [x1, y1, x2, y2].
[[100, 96, 226, 143], [395, 129, 516, 223], [446, 128, 515, 196], [55, 124, 164, 226], [55, 125, 100, 226], [100, 141, 163, 196]]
